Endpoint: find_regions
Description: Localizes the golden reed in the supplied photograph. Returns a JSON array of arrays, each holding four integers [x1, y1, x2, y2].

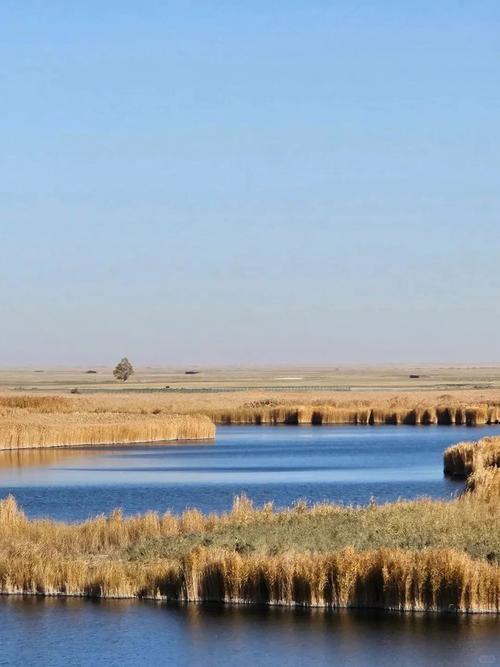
[[0, 433, 498, 612], [0, 395, 215, 449], [0, 545, 497, 613], [444, 436, 500, 504], [3, 391, 500, 426], [0, 414, 215, 450], [444, 436, 500, 478], [210, 403, 500, 426]]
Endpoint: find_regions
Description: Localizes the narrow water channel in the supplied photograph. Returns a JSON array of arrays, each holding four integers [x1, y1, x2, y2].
[[0, 424, 497, 520]]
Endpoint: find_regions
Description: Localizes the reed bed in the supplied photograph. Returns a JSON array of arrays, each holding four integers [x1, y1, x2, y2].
[[444, 436, 500, 478], [0, 413, 215, 450], [467, 468, 500, 503], [1, 492, 498, 562], [443, 441, 477, 478], [209, 403, 500, 426], [0, 545, 497, 612], [180, 546, 500, 612], [2, 390, 500, 426]]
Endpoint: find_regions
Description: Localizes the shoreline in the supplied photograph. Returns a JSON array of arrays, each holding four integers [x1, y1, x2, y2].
[[0, 591, 498, 616], [0, 543, 497, 614], [0, 434, 215, 453]]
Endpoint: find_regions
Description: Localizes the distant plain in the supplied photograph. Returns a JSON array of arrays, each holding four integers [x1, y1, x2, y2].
[[3, 364, 500, 393]]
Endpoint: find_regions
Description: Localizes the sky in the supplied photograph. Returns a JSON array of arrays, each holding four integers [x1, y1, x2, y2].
[[1, 1, 499, 366]]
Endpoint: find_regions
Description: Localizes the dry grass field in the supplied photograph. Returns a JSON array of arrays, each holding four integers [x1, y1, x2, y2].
[[2, 364, 500, 393]]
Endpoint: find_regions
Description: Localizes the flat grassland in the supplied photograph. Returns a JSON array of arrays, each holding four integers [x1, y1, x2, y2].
[[3, 364, 500, 393]]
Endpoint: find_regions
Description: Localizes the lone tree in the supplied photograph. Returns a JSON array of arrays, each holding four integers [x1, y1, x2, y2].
[[113, 357, 134, 382]]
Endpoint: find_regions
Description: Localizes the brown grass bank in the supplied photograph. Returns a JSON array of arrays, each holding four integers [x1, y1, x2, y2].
[[207, 398, 500, 426], [3, 390, 500, 426], [0, 543, 497, 613], [443, 435, 500, 505]]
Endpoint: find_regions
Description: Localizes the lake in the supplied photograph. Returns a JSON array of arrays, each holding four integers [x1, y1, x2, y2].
[[0, 424, 498, 520], [0, 424, 499, 665], [0, 599, 499, 666]]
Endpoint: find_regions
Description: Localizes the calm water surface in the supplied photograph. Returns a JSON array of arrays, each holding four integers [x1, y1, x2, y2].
[[0, 598, 498, 667], [1, 425, 499, 665], [0, 424, 498, 520]]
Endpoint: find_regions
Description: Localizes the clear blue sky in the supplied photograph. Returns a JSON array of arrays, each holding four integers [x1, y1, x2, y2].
[[1, 1, 499, 366]]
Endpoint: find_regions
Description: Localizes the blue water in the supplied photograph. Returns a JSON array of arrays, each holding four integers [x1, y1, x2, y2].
[[0, 424, 497, 520], [0, 598, 499, 667]]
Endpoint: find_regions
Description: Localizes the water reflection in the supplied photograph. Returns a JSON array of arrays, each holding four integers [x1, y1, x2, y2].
[[0, 597, 498, 667], [0, 441, 215, 470], [0, 447, 83, 469]]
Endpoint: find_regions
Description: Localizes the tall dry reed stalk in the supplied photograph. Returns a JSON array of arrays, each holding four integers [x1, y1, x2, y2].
[[0, 413, 215, 450], [181, 546, 500, 612], [444, 436, 500, 479], [2, 391, 500, 426], [0, 540, 497, 612]]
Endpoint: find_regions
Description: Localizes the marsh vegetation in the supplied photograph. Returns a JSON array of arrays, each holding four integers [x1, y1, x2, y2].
[[0, 393, 499, 612], [2, 390, 500, 451], [0, 394, 215, 449], [0, 435, 498, 612]]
